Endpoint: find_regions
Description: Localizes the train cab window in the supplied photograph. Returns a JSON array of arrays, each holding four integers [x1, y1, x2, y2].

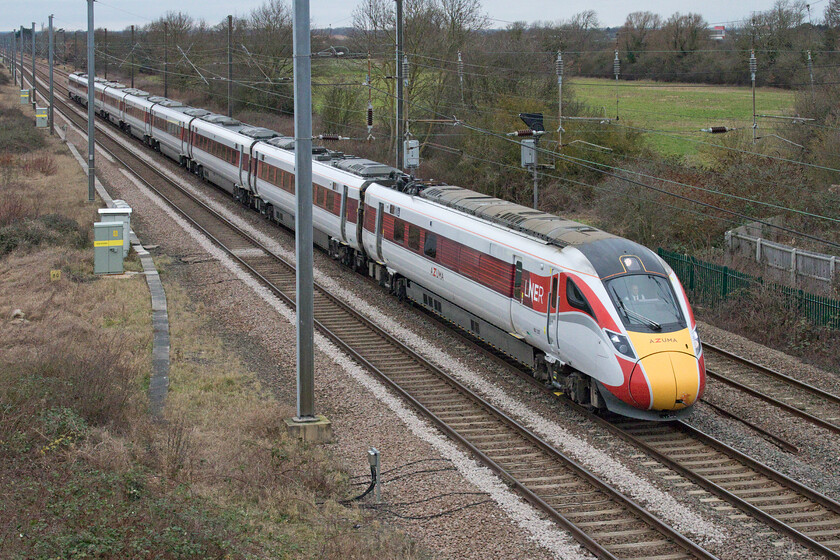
[[424, 232, 437, 259], [567, 279, 594, 317], [408, 224, 420, 251], [393, 218, 405, 244]]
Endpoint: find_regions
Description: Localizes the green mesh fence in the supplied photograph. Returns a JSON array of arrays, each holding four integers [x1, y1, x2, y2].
[[658, 248, 840, 330]]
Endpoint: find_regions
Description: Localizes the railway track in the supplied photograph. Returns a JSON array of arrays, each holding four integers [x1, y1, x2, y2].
[[703, 342, 840, 435], [423, 312, 840, 559], [20, 61, 718, 560]]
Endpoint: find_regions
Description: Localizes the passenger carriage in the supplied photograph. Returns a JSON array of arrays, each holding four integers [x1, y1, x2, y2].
[[121, 88, 153, 141], [149, 100, 208, 164]]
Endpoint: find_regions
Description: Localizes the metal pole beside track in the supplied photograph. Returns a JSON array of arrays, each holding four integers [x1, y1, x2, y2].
[[163, 22, 168, 98], [395, 0, 404, 170], [20, 26, 24, 89], [31, 22, 35, 110], [130, 25, 134, 88], [293, 0, 315, 422], [227, 15, 232, 118], [87, 0, 95, 202], [11, 29, 15, 86], [49, 15, 54, 135]]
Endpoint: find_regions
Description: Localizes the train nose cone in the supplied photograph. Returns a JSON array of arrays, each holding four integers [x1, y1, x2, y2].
[[630, 352, 700, 411]]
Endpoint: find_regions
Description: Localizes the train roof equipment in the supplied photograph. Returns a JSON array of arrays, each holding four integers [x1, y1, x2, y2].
[[332, 158, 401, 179], [240, 127, 279, 140], [420, 185, 614, 248], [199, 114, 240, 127]]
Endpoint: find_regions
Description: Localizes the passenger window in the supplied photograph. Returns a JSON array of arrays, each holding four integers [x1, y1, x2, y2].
[[567, 279, 594, 317], [550, 275, 559, 311], [408, 225, 420, 250], [424, 232, 437, 259], [393, 218, 405, 244]]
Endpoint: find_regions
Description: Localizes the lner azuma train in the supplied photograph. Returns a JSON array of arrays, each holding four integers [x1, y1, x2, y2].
[[69, 71, 705, 420]]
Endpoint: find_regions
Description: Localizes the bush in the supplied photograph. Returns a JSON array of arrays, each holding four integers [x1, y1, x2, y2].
[[0, 213, 89, 257], [0, 106, 44, 153]]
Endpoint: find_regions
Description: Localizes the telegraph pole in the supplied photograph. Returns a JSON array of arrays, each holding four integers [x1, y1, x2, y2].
[[49, 15, 54, 135], [227, 15, 232, 117], [163, 22, 168, 98], [130, 25, 135, 87], [87, 0, 96, 202], [395, 0, 404, 170]]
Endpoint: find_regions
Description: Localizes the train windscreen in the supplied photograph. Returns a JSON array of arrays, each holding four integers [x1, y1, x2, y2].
[[605, 274, 685, 332]]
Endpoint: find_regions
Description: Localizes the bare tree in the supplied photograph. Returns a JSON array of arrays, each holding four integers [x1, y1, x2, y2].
[[662, 12, 707, 56], [622, 12, 661, 63], [827, 0, 840, 27]]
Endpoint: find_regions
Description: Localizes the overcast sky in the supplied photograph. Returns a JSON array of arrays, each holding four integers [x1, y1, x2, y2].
[[4, 0, 792, 34]]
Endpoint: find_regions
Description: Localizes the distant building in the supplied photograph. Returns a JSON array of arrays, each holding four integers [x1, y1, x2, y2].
[[710, 25, 726, 40]]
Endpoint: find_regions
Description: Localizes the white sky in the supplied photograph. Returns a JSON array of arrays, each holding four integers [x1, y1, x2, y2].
[[3, 0, 796, 34]]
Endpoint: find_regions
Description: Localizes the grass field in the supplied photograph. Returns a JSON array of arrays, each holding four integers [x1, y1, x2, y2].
[[568, 78, 797, 158]]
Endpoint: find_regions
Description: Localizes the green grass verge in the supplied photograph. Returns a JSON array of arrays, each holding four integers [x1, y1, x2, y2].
[[568, 78, 796, 158]]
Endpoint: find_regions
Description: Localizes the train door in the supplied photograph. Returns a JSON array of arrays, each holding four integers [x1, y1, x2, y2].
[[375, 202, 385, 262], [339, 185, 348, 243], [237, 144, 246, 189], [546, 270, 559, 346], [511, 256, 523, 331]]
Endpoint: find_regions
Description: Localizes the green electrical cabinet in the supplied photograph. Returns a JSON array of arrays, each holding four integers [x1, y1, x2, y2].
[[98, 207, 133, 257], [94, 221, 124, 275], [19, 89, 29, 104], [35, 107, 48, 128]]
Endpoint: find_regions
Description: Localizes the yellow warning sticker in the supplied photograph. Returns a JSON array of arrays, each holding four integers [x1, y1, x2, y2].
[[113, 229, 119, 237], [94, 240, 123, 247], [50, 269, 61, 282]]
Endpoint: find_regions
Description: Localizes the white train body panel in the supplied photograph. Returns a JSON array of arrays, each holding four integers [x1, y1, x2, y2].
[[149, 101, 193, 162], [100, 83, 127, 126], [250, 142, 366, 251], [121, 89, 153, 141], [188, 117, 249, 194]]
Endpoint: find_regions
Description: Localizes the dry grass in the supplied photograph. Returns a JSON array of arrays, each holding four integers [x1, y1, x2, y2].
[[0, 66, 423, 559]]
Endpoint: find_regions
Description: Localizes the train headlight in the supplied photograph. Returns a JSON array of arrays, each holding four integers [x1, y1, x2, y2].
[[605, 329, 635, 359], [691, 328, 702, 356]]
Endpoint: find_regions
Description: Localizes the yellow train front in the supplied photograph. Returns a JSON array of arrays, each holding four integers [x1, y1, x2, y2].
[[582, 251, 706, 420]]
